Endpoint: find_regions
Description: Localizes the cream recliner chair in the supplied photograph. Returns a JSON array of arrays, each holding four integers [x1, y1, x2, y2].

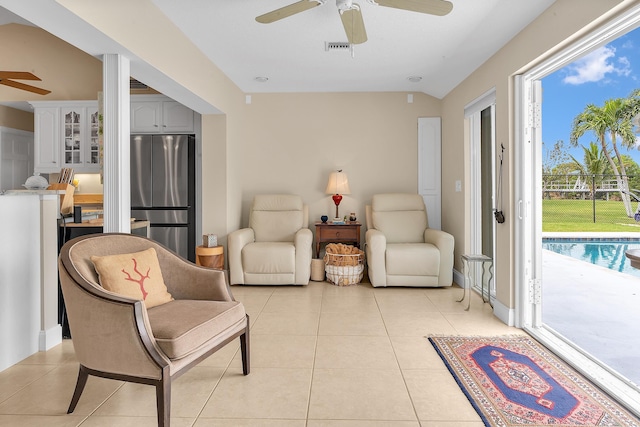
[[228, 194, 313, 285], [365, 193, 454, 287]]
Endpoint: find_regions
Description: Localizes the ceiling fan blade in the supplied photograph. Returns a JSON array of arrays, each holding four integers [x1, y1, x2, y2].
[[374, 0, 453, 16], [0, 71, 41, 80], [256, 0, 323, 23], [340, 6, 367, 45], [0, 79, 51, 95]]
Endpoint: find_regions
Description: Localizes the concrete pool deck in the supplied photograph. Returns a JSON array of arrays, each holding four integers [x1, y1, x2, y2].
[[542, 248, 640, 386], [543, 231, 640, 239]]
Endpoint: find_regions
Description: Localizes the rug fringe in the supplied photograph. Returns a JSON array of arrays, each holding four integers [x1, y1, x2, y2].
[[424, 333, 528, 339]]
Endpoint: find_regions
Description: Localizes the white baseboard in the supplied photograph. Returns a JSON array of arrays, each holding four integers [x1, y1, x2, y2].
[[39, 325, 62, 351], [452, 267, 464, 288], [492, 298, 515, 326], [454, 267, 515, 327]]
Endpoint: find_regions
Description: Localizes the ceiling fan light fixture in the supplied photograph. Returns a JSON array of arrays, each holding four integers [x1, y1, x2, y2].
[[254, 76, 269, 83], [407, 76, 422, 83]]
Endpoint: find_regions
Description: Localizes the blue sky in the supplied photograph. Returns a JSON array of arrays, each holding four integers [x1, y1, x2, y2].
[[542, 26, 640, 168]]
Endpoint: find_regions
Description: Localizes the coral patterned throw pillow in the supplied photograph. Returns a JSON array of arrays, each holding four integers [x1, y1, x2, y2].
[[91, 248, 173, 308]]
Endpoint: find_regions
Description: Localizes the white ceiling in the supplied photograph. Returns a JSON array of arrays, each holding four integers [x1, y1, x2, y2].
[[151, 0, 556, 98], [0, 0, 555, 107]]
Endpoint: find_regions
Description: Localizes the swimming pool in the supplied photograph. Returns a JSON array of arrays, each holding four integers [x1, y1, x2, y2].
[[542, 239, 640, 278]]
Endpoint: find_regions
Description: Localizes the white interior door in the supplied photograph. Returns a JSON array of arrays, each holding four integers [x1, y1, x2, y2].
[[418, 117, 441, 230]]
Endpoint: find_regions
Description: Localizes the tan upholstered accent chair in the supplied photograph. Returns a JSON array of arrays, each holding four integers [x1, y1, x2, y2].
[[228, 194, 313, 285], [365, 193, 454, 287], [58, 233, 249, 427]]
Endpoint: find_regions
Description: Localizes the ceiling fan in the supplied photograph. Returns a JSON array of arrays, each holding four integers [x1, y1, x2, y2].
[[256, 0, 453, 45], [0, 71, 51, 95]]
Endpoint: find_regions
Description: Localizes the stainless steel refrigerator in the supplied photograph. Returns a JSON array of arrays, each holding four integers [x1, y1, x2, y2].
[[131, 134, 196, 261]]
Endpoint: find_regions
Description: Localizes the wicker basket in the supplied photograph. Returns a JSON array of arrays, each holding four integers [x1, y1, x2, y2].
[[323, 252, 364, 286]]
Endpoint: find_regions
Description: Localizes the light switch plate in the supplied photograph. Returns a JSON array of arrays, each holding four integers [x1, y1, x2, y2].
[[455, 180, 462, 192]]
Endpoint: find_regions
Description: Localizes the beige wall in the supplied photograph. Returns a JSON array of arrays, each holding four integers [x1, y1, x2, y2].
[[0, 106, 33, 131], [0, 24, 102, 103], [201, 114, 228, 245], [441, 0, 625, 309], [228, 92, 440, 234]]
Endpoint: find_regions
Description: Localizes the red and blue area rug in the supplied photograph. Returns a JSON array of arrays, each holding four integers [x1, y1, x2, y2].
[[429, 335, 640, 426]]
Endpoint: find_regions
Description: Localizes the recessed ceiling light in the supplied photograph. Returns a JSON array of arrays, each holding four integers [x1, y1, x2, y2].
[[407, 76, 422, 83], [254, 77, 269, 83]]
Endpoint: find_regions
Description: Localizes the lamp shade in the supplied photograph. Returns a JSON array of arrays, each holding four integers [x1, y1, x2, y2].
[[325, 171, 351, 195]]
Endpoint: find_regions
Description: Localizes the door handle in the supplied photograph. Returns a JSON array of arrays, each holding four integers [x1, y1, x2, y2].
[[518, 200, 523, 220]]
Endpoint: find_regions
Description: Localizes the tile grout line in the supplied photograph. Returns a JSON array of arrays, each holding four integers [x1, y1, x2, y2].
[[304, 281, 326, 425], [191, 286, 273, 425]]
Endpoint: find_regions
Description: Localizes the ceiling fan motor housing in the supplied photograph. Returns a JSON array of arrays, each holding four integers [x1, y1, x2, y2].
[[336, 0, 355, 11]]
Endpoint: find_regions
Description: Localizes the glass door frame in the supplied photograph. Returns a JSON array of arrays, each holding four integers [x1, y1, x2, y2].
[[465, 90, 497, 300], [515, 4, 640, 414]]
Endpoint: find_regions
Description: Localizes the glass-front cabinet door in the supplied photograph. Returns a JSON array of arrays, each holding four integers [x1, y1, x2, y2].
[[87, 108, 100, 167], [61, 104, 101, 172], [62, 107, 82, 167]]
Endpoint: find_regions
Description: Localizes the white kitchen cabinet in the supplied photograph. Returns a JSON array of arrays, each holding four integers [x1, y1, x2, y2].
[[0, 127, 34, 191], [33, 106, 59, 173], [31, 101, 100, 174], [131, 95, 194, 133], [60, 104, 100, 171]]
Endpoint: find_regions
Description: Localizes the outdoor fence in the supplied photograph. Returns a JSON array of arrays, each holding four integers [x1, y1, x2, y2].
[[542, 174, 640, 225]]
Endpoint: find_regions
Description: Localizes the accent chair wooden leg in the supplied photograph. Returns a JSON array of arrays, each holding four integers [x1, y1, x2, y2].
[[240, 314, 250, 375], [67, 365, 89, 414], [156, 373, 171, 427]]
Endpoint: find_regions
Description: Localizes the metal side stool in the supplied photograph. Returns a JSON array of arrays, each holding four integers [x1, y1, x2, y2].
[[457, 254, 493, 311]]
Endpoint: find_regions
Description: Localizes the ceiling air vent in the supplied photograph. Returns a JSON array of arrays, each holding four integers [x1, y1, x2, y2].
[[130, 78, 149, 90], [325, 42, 351, 51]]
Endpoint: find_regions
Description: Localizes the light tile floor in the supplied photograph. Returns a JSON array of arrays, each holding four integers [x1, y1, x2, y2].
[[0, 281, 523, 426]]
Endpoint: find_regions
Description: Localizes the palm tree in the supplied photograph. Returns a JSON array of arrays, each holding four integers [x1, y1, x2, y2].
[[570, 95, 640, 217], [568, 142, 610, 197]]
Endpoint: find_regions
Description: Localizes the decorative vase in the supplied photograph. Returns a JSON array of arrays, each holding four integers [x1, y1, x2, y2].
[[321, 215, 328, 223]]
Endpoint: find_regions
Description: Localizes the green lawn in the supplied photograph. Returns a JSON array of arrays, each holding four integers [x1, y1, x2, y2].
[[542, 199, 640, 232]]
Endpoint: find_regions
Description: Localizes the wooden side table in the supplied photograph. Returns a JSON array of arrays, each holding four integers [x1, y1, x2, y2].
[[315, 221, 361, 258], [196, 245, 224, 269]]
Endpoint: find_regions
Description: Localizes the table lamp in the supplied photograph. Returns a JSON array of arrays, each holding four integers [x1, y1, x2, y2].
[[325, 170, 351, 221]]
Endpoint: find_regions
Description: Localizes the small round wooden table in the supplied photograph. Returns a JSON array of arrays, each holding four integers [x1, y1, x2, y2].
[[625, 249, 640, 269], [196, 245, 224, 269]]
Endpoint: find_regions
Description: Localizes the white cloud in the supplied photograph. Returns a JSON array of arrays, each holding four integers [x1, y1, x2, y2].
[[562, 46, 631, 85]]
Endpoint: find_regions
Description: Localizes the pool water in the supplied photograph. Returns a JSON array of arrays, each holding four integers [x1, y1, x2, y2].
[[542, 239, 640, 278]]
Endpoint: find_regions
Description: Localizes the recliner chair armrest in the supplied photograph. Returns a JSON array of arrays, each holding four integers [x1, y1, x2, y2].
[[424, 228, 454, 253], [424, 228, 455, 286], [294, 227, 313, 249], [365, 229, 387, 286], [294, 228, 313, 284], [228, 228, 255, 285]]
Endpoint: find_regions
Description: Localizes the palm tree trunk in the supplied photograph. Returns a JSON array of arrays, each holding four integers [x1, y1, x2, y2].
[[611, 134, 633, 216], [599, 136, 632, 217]]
